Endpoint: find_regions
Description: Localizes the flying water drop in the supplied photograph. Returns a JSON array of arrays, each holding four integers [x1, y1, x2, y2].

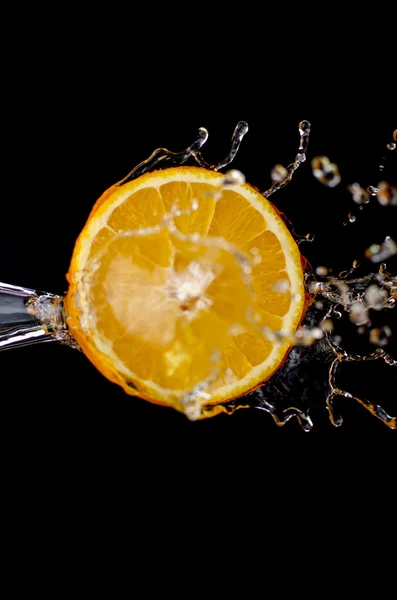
[[311, 156, 341, 187]]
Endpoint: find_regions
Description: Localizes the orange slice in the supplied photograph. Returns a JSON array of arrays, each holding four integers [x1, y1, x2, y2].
[[65, 166, 306, 418]]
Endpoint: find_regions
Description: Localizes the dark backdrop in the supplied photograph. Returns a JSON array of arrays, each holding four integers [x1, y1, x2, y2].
[[1, 10, 397, 594]]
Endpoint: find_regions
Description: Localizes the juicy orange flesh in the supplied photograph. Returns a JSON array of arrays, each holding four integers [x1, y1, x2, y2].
[[87, 228, 265, 391], [65, 168, 305, 408]]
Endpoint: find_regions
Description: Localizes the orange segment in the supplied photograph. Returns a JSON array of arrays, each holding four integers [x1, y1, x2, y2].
[[241, 230, 286, 274], [253, 271, 291, 316], [107, 187, 165, 232], [233, 330, 273, 367], [65, 166, 306, 418], [208, 189, 267, 246], [160, 181, 218, 235]]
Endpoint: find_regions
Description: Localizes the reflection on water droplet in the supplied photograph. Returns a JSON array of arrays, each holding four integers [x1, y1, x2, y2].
[[348, 212, 356, 222], [367, 185, 379, 195], [298, 120, 311, 154], [387, 142, 396, 150]]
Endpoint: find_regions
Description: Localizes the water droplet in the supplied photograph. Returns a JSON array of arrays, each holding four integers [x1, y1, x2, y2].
[[348, 182, 370, 205], [305, 232, 315, 242], [377, 181, 397, 206], [299, 120, 311, 135], [270, 164, 288, 183], [348, 212, 356, 223], [349, 302, 370, 326], [322, 318, 334, 332], [184, 401, 202, 421], [369, 326, 392, 347], [352, 260, 360, 268], [365, 237, 397, 262], [386, 142, 396, 150], [367, 185, 379, 196], [365, 284, 388, 310], [271, 280, 290, 293], [335, 281, 350, 304], [295, 326, 323, 346], [379, 164, 385, 171], [308, 281, 321, 294], [393, 129, 397, 141], [222, 169, 245, 186], [312, 156, 341, 187], [315, 266, 328, 276], [229, 324, 247, 336], [298, 120, 311, 154], [312, 327, 324, 339]]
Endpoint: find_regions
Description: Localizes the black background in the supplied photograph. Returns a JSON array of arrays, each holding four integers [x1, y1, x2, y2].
[[1, 16, 396, 582]]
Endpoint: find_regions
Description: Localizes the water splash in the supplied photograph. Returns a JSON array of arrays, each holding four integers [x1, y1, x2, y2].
[[202, 269, 397, 430], [0, 283, 76, 351], [1, 120, 395, 430], [263, 120, 311, 197], [118, 121, 249, 185]]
